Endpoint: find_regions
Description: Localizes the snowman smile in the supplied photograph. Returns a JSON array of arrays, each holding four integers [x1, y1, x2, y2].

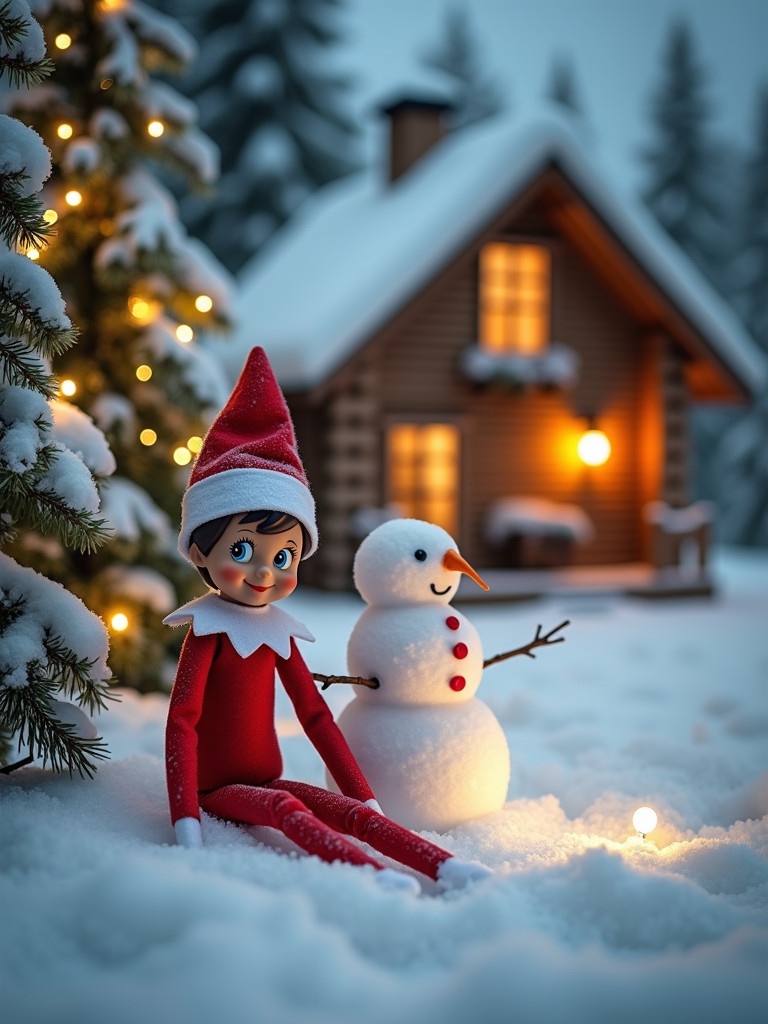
[[430, 583, 452, 596]]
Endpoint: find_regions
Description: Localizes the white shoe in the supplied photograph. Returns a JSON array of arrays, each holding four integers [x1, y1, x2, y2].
[[375, 868, 421, 895], [436, 857, 493, 892]]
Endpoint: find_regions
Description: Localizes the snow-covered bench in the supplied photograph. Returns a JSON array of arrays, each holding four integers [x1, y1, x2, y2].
[[485, 497, 595, 568]]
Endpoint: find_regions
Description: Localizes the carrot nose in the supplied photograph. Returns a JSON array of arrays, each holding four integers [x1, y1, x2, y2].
[[442, 548, 490, 591]]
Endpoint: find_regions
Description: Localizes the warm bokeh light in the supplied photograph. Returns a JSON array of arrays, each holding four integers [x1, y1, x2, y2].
[[54, 33, 72, 49], [577, 428, 611, 467], [173, 446, 192, 466], [26, 247, 40, 261], [128, 296, 157, 323], [59, 379, 77, 397], [65, 190, 83, 207], [632, 806, 658, 837], [43, 208, 58, 225], [147, 120, 165, 138], [194, 294, 213, 313], [99, 78, 113, 91], [139, 428, 158, 446], [175, 323, 193, 343], [135, 364, 153, 382], [57, 123, 74, 140], [187, 435, 203, 454], [110, 612, 129, 632]]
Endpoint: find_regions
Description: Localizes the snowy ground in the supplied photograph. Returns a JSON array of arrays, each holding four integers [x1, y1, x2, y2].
[[2, 547, 767, 1024]]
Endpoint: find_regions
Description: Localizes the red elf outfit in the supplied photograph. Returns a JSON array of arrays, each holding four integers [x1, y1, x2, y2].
[[164, 347, 490, 893]]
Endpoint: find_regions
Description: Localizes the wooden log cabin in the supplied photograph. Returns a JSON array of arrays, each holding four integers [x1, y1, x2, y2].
[[230, 98, 765, 595]]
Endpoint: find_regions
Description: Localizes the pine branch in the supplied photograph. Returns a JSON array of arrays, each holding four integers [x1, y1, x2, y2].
[[0, 171, 53, 251], [0, 336, 60, 397], [0, 281, 78, 359], [42, 630, 114, 716], [0, 1, 54, 89]]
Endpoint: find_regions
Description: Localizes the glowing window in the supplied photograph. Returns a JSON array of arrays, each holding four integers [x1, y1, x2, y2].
[[387, 423, 460, 536], [478, 242, 550, 354]]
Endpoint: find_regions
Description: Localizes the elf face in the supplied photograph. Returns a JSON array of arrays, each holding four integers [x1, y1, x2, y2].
[[190, 517, 303, 607]]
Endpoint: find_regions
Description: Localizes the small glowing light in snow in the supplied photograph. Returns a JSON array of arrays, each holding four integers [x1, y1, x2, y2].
[[577, 428, 611, 467], [57, 123, 74, 140], [632, 806, 658, 838], [135, 364, 153, 382], [59, 379, 77, 397], [175, 323, 193, 343], [173, 447, 192, 467], [110, 613, 129, 632], [43, 208, 58, 225], [65, 190, 82, 207], [139, 429, 157, 446], [187, 435, 203, 454], [194, 294, 213, 313], [55, 33, 72, 49], [147, 120, 165, 138], [26, 247, 40, 261]]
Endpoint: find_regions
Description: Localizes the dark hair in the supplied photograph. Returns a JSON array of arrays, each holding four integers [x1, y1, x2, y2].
[[190, 510, 309, 589]]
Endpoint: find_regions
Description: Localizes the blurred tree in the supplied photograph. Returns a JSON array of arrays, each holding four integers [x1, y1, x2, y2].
[[640, 18, 729, 290], [3, 0, 234, 691], [545, 54, 583, 116], [159, 0, 360, 275], [1, 0, 112, 774], [420, 3, 504, 130]]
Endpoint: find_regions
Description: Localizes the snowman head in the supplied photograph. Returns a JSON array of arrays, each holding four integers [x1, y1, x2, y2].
[[353, 518, 489, 607]]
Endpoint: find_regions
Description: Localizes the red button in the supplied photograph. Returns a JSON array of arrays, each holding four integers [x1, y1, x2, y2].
[[446, 616, 460, 631], [453, 642, 468, 659], [449, 675, 466, 691]]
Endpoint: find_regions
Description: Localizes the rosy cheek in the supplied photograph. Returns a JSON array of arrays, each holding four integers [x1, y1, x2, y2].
[[218, 566, 243, 584]]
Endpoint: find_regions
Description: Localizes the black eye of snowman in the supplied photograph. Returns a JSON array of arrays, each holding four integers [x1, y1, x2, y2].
[[414, 549, 427, 562]]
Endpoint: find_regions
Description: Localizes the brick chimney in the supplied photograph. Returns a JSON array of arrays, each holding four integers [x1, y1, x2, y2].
[[381, 96, 452, 182]]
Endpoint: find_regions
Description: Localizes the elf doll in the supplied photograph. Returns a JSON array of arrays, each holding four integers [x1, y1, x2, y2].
[[163, 347, 491, 893]]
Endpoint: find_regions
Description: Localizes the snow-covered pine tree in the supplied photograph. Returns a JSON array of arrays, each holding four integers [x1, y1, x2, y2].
[[545, 55, 582, 117], [3, 0, 234, 691], [1, 0, 113, 775], [640, 18, 730, 290], [420, 3, 504, 130], [163, 0, 360, 275]]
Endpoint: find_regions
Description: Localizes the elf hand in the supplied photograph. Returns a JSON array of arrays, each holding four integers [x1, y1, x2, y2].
[[174, 816, 203, 849]]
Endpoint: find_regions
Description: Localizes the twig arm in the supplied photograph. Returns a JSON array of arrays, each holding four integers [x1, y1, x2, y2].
[[483, 620, 570, 670], [313, 673, 380, 691]]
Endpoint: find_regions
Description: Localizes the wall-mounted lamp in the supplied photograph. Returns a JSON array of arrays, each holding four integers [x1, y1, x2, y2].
[[577, 420, 611, 466]]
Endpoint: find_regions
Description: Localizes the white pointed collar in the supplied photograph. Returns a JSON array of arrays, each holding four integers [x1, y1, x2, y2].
[[163, 592, 315, 659]]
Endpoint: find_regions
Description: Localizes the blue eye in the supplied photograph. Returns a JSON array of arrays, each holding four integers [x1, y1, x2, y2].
[[230, 539, 254, 563], [273, 548, 294, 570]]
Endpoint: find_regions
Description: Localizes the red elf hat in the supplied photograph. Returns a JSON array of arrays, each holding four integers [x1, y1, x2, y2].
[[178, 346, 318, 559]]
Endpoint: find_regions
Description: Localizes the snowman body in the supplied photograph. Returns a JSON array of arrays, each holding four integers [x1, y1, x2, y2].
[[329, 601, 511, 832]]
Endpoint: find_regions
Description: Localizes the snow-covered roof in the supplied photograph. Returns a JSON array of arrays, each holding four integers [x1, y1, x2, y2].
[[232, 107, 766, 395]]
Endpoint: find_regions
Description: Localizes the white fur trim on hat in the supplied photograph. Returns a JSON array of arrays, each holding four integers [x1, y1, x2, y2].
[[179, 467, 318, 560]]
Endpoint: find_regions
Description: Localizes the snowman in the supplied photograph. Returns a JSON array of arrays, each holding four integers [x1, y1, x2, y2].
[[323, 518, 567, 833]]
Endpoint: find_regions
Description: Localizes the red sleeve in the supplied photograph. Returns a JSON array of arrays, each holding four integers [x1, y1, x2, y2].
[[277, 640, 375, 803], [165, 630, 217, 824]]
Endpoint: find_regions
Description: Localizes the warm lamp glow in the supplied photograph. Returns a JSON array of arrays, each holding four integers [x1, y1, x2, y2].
[[128, 296, 158, 323], [135, 364, 153, 382], [187, 435, 203, 454], [577, 428, 611, 467], [57, 123, 74, 140], [43, 208, 58, 225], [173, 446, 192, 466], [632, 806, 658, 838], [139, 428, 157, 446], [194, 294, 213, 313], [59, 379, 77, 397], [26, 247, 40, 261], [175, 323, 193, 343], [54, 33, 72, 49], [110, 612, 129, 632], [147, 120, 165, 138], [65, 190, 83, 207]]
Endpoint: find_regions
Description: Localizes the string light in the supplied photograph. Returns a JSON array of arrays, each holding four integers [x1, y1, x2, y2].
[[54, 33, 72, 49], [135, 364, 153, 382], [110, 612, 129, 632], [175, 324, 193, 343], [173, 446, 192, 466], [632, 806, 658, 839], [43, 209, 58, 225], [194, 294, 213, 313], [187, 435, 203, 454], [26, 247, 40, 261], [65, 189, 83, 207], [57, 123, 74, 140], [128, 296, 159, 323], [577, 428, 611, 467], [59, 379, 77, 397], [139, 428, 157, 446], [147, 120, 165, 138]]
